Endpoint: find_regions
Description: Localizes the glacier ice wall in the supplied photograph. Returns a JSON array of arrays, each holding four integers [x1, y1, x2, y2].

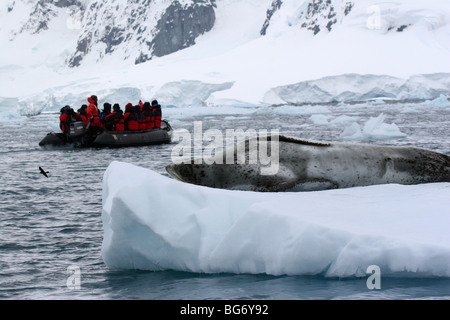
[[263, 73, 450, 105]]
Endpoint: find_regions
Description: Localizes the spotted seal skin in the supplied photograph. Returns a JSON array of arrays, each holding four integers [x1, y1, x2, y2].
[[166, 135, 450, 192]]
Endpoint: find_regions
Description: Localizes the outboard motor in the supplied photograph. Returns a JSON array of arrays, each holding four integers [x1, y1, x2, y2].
[[70, 121, 86, 137]]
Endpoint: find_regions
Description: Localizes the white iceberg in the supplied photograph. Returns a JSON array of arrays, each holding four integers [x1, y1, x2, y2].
[[428, 94, 450, 108], [309, 114, 330, 125], [340, 114, 407, 141], [101, 161, 450, 278]]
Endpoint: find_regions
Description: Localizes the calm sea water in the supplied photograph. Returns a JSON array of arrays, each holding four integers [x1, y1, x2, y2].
[[1, 102, 449, 301]]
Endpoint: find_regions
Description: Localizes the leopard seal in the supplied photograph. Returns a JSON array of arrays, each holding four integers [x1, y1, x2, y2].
[[165, 135, 450, 192]]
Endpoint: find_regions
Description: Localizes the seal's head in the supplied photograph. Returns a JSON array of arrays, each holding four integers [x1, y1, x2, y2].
[[166, 161, 227, 189]]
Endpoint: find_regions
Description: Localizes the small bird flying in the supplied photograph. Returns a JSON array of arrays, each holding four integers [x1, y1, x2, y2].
[[39, 166, 49, 178]]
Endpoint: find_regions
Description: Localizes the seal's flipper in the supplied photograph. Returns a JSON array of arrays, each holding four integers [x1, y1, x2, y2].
[[269, 178, 339, 192]]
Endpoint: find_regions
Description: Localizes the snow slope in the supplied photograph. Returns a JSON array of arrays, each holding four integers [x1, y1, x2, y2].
[[0, 0, 449, 112], [102, 161, 450, 277]]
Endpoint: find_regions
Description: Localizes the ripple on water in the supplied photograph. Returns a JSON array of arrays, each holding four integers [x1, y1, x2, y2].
[[0, 105, 449, 299]]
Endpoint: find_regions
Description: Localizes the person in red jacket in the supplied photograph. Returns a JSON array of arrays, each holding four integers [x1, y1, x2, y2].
[[86, 95, 102, 129], [59, 105, 73, 134], [76, 105, 89, 127], [105, 104, 124, 131], [142, 102, 154, 130], [83, 95, 103, 145], [136, 105, 146, 130], [99, 103, 112, 128], [123, 103, 139, 131], [152, 100, 162, 128]]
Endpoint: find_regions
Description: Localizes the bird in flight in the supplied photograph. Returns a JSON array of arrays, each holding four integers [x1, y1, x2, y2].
[[39, 166, 49, 178]]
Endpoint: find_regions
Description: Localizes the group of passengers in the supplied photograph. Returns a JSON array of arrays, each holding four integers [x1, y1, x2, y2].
[[59, 95, 163, 135]]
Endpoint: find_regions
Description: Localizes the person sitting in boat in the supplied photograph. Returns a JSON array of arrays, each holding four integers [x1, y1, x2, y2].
[[124, 103, 139, 131], [99, 103, 112, 128], [86, 95, 102, 129], [152, 100, 162, 128], [76, 105, 89, 127], [142, 102, 154, 130], [105, 104, 124, 131], [136, 105, 146, 130], [83, 95, 103, 143], [59, 105, 74, 134]]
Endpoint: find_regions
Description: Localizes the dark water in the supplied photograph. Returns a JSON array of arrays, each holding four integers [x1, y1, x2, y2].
[[1, 103, 449, 300]]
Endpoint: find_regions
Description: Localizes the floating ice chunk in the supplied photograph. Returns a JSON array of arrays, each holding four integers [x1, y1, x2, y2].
[[362, 114, 406, 139], [340, 122, 362, 140], [101, 161, 450, 277], [428, 94, 450, 108], [309, 114, 330, 125], [340, 113, 406, 141]]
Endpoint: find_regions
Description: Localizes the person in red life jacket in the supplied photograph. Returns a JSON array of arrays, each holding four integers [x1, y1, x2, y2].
[[99, 103, 112, 129], [105, 104, 124, 131], [142, 102, 154, 130], [86, 95, 102, 129], [59, 105, 73, 134], [136, 105, 146, 130], [84, 95, 103, 145], [76, 105, 89, 127], [139, 100, 144, 112], [152, 100, 162, 128], [123, 103, 139, 131], [115, 105, 125, 132]]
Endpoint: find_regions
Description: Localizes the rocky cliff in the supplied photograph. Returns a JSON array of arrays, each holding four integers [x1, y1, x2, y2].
[[5, 0, 216, 67], [68, 0, 216, 67]]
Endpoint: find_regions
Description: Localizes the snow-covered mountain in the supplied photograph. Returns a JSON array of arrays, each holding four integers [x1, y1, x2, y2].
[[2, 0, 217, 67], [1, 0, 449, 112], [68, 0, 217, 66], [261, 0, 354, 36]]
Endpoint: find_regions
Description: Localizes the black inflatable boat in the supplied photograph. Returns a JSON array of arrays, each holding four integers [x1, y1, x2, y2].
[[39, 120, 173, 148]]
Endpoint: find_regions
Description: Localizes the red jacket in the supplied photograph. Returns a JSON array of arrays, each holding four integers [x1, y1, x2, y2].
[[87, 97, 101, 127], [124, 111, 139, 131], [145, 113, 154, 130], [60, 113, 70, 133], [105, 111, 124, 131], [138, 112, 146, 130], [153, 106, 162, 128], [142, 102, 154, 130], [75, 113, 88, 127], [116, 119, 125, 131]]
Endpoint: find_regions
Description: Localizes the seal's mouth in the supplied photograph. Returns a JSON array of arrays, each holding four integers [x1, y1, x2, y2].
[[165, 164, 186, 182]]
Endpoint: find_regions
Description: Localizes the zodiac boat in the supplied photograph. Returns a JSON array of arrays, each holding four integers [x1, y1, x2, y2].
[[39, 120, 173, 148]]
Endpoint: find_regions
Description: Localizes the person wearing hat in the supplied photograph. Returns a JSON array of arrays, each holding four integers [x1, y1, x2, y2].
[[105, 104, 124, 131], [59, 105, 73, 134], [151, 100, 162, 128], [142, 102, 154, 130], [86, 95, 102, 128], [123, 103, 139, 131], [99, 102, 112, 128], [76, 105, 88, 127]]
